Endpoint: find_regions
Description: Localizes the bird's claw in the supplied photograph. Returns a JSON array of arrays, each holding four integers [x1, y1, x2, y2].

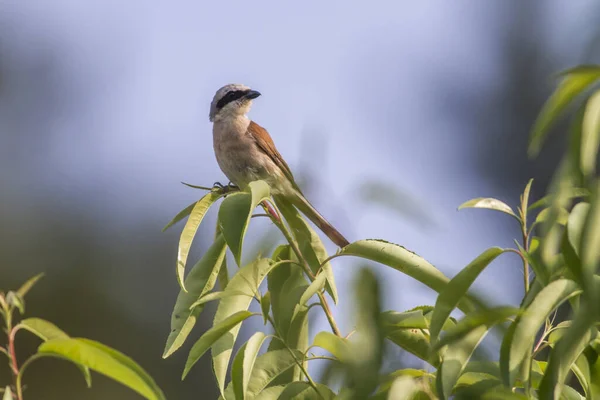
[[212, 181, 240, 196]]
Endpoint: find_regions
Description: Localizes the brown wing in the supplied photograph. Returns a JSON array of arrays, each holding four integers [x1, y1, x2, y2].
[[248, 120, 303, 193]]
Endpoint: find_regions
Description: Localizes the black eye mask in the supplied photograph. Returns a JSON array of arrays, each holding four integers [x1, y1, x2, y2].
[[216, 90, 249, 110]]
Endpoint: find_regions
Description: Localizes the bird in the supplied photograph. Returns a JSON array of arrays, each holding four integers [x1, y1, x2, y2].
[[209, 83, 349, 248]]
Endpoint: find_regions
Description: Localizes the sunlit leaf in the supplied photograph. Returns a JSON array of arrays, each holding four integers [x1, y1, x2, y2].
[[16, 273, 44, 298], [436, 325, 489, 400], [218, 180, 271, 266], [313, 331, 351, 363], [19, 318, 92, 387], [458, 198, 518, 219], [6, 292, 24, 314], [521, 179, 534, 214], [529, 65, 600, 156], [504, 279, 580, 387], [212, 258, 282, 397], [245, 349, 303, 398], [386, 328, 440, 368], [183, 311, 256, 379], [338, 240, 479, 313], [581, 90, 600, 176], [274, 197, 338, 303], [381, 310, 429, 330], [429, 247, 505, 345], [187, 290, 248, 310], [535, 207, 569, 226], [2, 387, 13, 400], [177, 191, 224, 290], [39, 338, 165, 400], [231, 332, 270, 400], [433, 306, 518, 351], [163, 234, 228, 358], [386, 376, 421, 400], [162, 201, 196, 232]]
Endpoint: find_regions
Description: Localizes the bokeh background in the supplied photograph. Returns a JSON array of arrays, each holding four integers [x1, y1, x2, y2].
[[1, 1, 598, 398]]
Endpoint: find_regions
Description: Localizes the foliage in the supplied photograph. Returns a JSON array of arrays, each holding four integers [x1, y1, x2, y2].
[[163, 64, 600, 399], [0, 275, 165, 400]]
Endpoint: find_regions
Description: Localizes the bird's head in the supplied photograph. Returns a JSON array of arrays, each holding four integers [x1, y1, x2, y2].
[[209, 83, 261, 122]]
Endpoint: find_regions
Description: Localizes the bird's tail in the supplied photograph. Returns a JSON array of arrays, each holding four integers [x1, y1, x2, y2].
[[275, 192, 349, 248]]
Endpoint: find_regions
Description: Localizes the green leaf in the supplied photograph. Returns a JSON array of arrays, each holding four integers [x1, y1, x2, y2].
[[2, 387, 13, 400], [429, 247, 505, 345], [268, 245, 304, 331], [16, 273, 44, 298], [436, 325, 489, 400], [433, 307, 518, 351], [568, 202, 590, 256], [313, 331, 351, 362], [19, 318, 92, 387], [580, 181, 600, 295], [529, 65, 600, 157], [6, 292, 24, 314], [162, 200, 196, 232], [539, 307, 597, 399], [212, 258, 282, 397], [273, 197, 338, 304], [386, 327, 440, 367], [381, 310, 429, 330], [260, 291, 271, 325], [337, 240, 479, 313], [386, 376, 421, 400], [581, 90, 600, 176], [183, 310, 255, 379], [504, 278, 580, 387], [535, 207, 570, 226], [188, 290, 248, 310], [19, 318, 69, 340], [244, 349, 303, 398], [38, 338, 165, 400], [458, 198, 518, 219], [232, 332, 270, 400], [163, 234, 228, 358], [521, 179, 534, 214], [218, 180, 271, 266], [251, 386, 285, 400], [275, 382, 336, 400], [529, 188, 590, 211], [177, 191, 224, 291]]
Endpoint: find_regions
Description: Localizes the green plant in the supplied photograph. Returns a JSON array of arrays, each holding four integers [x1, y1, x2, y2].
[[163, 65, 600, 399], [0, 275, 165, 400]]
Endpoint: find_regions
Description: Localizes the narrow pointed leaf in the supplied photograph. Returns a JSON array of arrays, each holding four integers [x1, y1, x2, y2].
[[338, 240, 479, 313], [430, 247, 505, 344], [433, 307, 518, 351], [39, 338, 165, 400], [528, 188, 589, 211], [218, 180, 271, 266], [436, 325, 489, 399], [188, 290, 248, 310], [183, 310, 255, 379], [16, 273, 44, 298], [581, 90, 600, 176], [381, 310, 429, 330], [241, 332, 269, 399], [163, 234, 228, 358], [529, 66, 600, 156], [386, 376, 421, 400], [2, 387, 13, 400], [458, 198, 518, 219], [177, 191, 224, 290], [212, 258, 283, 397], [504, 279, 580, 386], [521, 179, 534, 213], [386, 328, 440, 367], [162, 201, 197, 232]]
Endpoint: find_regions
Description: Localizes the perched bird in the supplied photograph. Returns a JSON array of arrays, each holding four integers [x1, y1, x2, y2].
[[209, 83, 349, 248]]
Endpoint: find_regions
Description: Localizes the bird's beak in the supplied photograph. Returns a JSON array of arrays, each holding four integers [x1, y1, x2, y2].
[[245, 90, 261, 100]]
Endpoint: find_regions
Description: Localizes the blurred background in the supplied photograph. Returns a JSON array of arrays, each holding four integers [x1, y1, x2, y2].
[[1, 1, 598, 398]]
